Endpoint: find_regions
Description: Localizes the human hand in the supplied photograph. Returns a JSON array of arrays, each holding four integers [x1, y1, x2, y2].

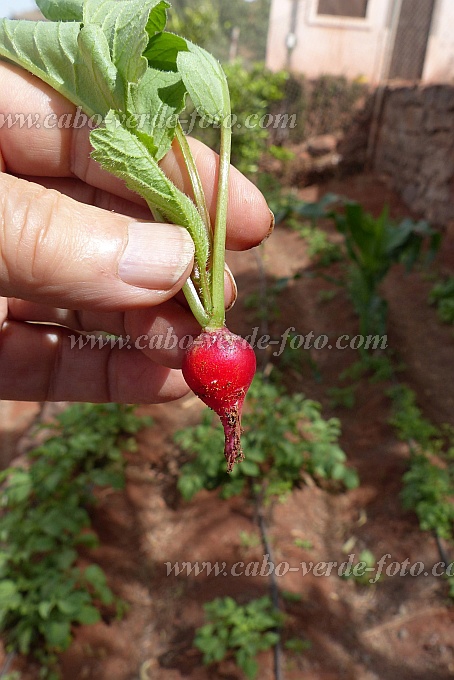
[[0, 63, 272, 403]]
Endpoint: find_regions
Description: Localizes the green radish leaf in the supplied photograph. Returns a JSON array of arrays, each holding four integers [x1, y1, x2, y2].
[[77, 25, 125, 113], [36, 0, 84, 21], [146, 1, 170, 36], [144, 31, 189, 72], [83, 0, 163, 87], [0, 20, 123, 116], [177, 42, 230, 124], [76, 605, 102, 626], [90, 114, 209, 272], [131, 67, 187, 159]]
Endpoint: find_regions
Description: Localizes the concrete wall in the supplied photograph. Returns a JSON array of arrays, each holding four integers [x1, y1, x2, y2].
[[374, 83, 454, 225], [266, 0, 393, 83]]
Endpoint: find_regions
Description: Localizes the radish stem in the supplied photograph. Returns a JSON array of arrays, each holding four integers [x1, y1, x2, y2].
[[175, 122, 212, 240], [175, 122, 213, 314], [208, 114, 232, 330], [183, 279, 210, 328]]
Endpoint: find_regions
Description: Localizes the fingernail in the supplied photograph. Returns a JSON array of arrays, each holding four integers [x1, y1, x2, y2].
[[119, 223, 194, 289], [225, 264, 238, 311], [260, 209, 275, 245]]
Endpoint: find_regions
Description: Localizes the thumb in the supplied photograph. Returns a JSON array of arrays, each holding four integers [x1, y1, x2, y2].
[[0, 175, 195, 310]]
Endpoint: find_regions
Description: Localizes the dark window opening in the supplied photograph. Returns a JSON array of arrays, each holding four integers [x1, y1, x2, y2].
[[317, 0, 369, 18]]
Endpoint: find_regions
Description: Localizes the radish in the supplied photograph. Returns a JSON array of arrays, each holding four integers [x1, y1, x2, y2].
[[0, 1, 260, 469], [182, 328, 256, 471]]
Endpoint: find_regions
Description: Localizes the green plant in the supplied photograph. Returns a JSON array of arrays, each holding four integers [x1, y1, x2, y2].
[[388, 385, 454, 543], [340, 354, 396, 384], [0, 1, 265, 470], [284, 637, 312, 653], [293, 538, 313, 550], [0, 403, 149, 677], [341, 549, 378, 585], [166, 0, 220, 49], [238, 531, 261, 550], [388, 384, 440, 449], [334, 206, 439, 337], [289, 221, 343, 266], [193, 596, 283, 679], [176, 375, 359, 502], [401, 452, 454, 541], [244, 276, 297, 322], [296, 197, 440, 338], [429, 277, 454, 324], [256, 174, 299, 225], [327, 384, 358, 410], [328, 354, 397, 408]]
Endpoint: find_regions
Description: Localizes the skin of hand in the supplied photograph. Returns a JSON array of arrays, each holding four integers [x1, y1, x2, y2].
[[0, 63, 272, 404]]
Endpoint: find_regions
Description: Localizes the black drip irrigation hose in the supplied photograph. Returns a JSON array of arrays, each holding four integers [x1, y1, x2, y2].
[[255, 486, 284, 680]]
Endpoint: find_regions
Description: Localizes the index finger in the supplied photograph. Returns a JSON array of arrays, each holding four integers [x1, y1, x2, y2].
[[0, 62, 273, 250]]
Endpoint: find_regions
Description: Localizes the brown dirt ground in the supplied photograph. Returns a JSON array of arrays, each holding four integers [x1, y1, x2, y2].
[[2, 173, 454, 680]]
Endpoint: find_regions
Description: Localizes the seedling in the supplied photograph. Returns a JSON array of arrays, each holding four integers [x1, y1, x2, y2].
[[0, 0, 256, 470]]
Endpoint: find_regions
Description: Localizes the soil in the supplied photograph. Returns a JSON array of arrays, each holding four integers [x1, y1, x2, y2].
[[2, 172, 454, 680]]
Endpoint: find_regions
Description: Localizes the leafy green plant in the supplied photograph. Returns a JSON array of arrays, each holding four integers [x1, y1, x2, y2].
[[401, 452, 454, 541], [296, 197, 440, 338], [388, 385, 454, 543], [429, 277, 454, 324], [388, 384, 440, 450], [193, 596, 283, 679], [176, 375, 359, 502], [0, 0, 236, 335], [332, 206, 439, 337], [0, 403, 150, 678], [0, 0, 266, 470]]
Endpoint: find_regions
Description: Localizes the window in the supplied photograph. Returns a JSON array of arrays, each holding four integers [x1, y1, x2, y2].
[[317, 0, 368, 18]]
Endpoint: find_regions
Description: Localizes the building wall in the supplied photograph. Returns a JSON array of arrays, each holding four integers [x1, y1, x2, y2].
[[422, 0, 454, 83], [266, 0, 454, 84], [266, 0, 393, 83]]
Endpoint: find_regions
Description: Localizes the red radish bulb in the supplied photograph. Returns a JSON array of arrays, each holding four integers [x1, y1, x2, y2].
[[182, 327, 256, 472]]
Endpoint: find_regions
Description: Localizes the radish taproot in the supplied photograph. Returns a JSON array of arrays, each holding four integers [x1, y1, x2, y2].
[[182, 328, 256, 471]]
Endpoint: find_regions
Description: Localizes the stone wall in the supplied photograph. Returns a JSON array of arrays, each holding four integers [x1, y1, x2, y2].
[[374, 83, 454, 226]]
